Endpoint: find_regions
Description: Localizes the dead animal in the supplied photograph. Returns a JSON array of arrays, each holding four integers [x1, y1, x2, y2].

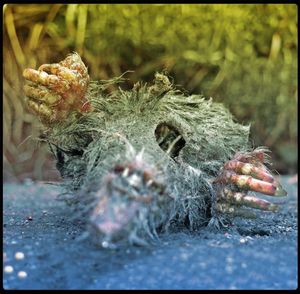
[[23, 53, 287, 247]]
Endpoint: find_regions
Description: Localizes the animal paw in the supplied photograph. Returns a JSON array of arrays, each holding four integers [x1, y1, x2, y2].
[[214, 147, 287, 218], [23, 53, 91, 124]]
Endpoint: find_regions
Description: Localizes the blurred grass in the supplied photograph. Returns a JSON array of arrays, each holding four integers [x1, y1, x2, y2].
[[3, 4, 298, 181]]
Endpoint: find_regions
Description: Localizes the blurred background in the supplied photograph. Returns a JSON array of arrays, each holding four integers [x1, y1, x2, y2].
[[3, 4, 298, 182]]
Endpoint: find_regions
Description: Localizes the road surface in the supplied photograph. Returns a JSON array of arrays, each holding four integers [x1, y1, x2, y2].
[[3, 176, 298, 290]]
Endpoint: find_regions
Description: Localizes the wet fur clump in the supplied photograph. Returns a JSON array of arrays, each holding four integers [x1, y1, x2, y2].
[[44, 73, 250, 244]]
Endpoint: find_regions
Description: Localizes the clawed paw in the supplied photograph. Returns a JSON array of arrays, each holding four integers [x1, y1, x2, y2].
[[23, 53, 91, 124], [214, 147, 287, 218]]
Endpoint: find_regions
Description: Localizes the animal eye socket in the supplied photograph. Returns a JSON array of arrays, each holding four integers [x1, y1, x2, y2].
[[155, 123, 186, 159]]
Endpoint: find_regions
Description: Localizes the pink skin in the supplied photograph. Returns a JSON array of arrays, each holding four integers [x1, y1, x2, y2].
[[215, 148, 287, 217], [223, 161, 274, 183], [222, 171, 277, 195]]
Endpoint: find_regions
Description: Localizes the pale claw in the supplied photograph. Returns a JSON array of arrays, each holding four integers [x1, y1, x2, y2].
[[215, 148, 287, 218], [222, 188, 278, 212], [216, 202, 257, 219], [24, 84, 61, 105], [25, 98, 53, 120], [23, 68, 68, 94], [223, 161, 274, 183], [221, 170, 287, 196], [39, 64, 81, 87]]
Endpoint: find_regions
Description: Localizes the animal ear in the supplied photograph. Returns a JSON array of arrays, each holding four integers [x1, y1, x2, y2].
[[155, 122, 186, 159]]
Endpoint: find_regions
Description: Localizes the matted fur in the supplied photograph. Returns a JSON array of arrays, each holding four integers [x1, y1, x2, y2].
[[44, 73, 250, 245]]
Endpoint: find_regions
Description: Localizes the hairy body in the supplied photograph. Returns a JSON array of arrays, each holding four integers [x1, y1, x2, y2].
[[23, 54, 287, 247]]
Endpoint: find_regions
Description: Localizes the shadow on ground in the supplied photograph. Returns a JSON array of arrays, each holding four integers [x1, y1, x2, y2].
[[3, 176, 298, 290]]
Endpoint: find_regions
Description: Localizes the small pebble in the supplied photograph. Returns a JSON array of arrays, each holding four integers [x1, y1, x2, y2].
[[27, 216, 33, 221], [102, 241, 109, 248], [101, 241, 117, 249], [15, 252, 25, 260], [18, 271, 27, 279], [4, 265, 14, 274]]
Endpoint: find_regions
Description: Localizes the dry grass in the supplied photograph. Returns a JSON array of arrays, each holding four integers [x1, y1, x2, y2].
[[3, 4, 297, 181]]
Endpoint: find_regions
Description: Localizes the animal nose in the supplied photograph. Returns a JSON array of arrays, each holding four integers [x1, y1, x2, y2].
[[89, 193, 140, 240], [93, 219, 123, 236], [88, 152, 166, 245]]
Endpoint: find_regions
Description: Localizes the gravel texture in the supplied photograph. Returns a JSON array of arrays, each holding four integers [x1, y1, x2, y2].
[[3, 176, 298, 290]]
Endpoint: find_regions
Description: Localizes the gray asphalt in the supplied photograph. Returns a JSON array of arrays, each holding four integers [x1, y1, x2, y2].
[[3, 176, 298, 290]]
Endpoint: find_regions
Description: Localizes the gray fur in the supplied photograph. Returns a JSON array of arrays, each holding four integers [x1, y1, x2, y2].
[[46, 73, 250, 245]]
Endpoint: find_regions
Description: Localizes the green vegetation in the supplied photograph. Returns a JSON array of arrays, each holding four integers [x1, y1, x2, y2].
[[3, 4, 297, 180]]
